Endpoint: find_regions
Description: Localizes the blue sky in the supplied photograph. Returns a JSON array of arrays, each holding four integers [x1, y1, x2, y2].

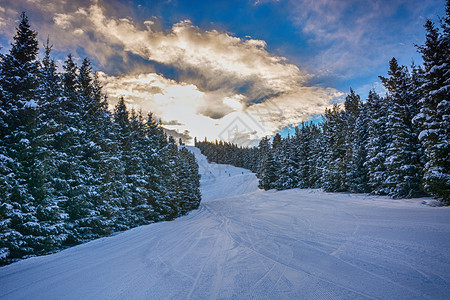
[[0, 0, 445, 144]]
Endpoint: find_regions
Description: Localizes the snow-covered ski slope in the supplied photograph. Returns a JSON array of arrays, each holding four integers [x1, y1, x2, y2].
[[1, 146, 449, 299]]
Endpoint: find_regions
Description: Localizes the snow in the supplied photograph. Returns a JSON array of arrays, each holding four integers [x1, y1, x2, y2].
[[0, 146, 449, 299], [0, 154, 13, 163], [19, 138, 29, 145], [23, 99, 38, 109]]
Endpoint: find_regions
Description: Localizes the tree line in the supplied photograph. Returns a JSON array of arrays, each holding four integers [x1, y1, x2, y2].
[[0, 13, 201, 265], [197, 2, 449, 204]]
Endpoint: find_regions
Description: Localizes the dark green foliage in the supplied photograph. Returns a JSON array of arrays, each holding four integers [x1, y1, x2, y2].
[[259, 149, 278, 190], [379, 58, 423, 198], [0, 13, 201, 265], [414, 10, 450, 203], [347, 103, 369, 193], [198, 2, 449, 204], [322, 104, 347, 192], [365, 90, 390, 195], [195, 139, 260, 173]]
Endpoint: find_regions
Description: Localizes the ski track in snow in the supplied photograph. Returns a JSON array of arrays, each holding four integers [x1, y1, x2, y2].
[[1, 146, 449, 299]]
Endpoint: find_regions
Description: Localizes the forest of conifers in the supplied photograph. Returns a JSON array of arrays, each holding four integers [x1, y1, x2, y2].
[[0, 13, 201, 265], [196, 3, 449, 204]]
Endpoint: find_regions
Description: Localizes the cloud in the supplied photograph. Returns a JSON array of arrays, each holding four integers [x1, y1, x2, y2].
[[282, 0, 443, 78], [52, 4, 311, 105], [161, 120, 184, 126], [99, 71, 342, 146], [54, 2, 340, 128], [1, 0, 343, 145], [163, 128, 193, 144]]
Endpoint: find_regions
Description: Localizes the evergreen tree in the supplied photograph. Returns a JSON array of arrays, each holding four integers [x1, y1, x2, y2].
[[295, 123, 312, 188], [415, 12, 450, 203], [163, 136, 181, 219], [0, 12, 43, 260], [176, 147, 201, 215], [274, 135, 298, 190], [365, 90, 390, 195], [322, 104, 347, 192], [0, 14, 203, 264], [256, 137, 277, 190], [112, 97, 135, 228], [309, 123, 325, 188], [380, 58, 422, 198], [347, 102, 369, 193], [342, 89, 362, 191], [29, 38, 67, 253], [127, 110, 156, 225], [259, 150, 278, 190]]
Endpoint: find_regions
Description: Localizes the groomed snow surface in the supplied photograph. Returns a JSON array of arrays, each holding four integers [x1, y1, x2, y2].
[[1, 146, 449, 299]]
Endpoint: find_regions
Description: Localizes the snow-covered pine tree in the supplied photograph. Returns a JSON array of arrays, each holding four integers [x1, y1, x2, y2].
[[0, 14, 203, 264], [127, 110, 157, 225], [408, 62, 427, 192], [57, 57, 98, 243], [112, 97, 136, 229], [364, 90, 390, 195], [163, 136, 182, 219], [342, 89, 364, 192], [74, 58, 114, 237], [414, 8, 450, 203], [347, 101, 369, 193], [308, 123, 325, 188], [380, 58, 422, 198], [96, 106, 122, 233], [88, 77, 118, 235], [322, 104, 347, 192], [274, 135, 298, 190], [257, 137, 277, 190], [0, 12, 44, 260], [142, 113, 168, 217], [176, 147, 201, 215], [295, 123, 313, 188], [29, 39, 68, 253], [270, 133, 285, 190]]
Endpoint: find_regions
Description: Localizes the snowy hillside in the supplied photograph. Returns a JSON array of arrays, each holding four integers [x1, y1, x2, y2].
[[190, 146, 259, 202], [0, 147, 449, 299]]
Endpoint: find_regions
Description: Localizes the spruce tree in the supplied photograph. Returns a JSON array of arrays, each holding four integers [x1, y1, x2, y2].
[[0, 12, 43, 260], [307, 123, 325, 188], [380, 58, 422, 198], [176, 147, 201, 215], [112, 97, 134, 228], [0, 15, 204, 264], [163, 136, 181, 219], [365, 90, 390, 195], [415, 13, 450, 203], [348, 102, 369, 193], [31, 38, 67, 254], [275, 136, 298, 190], [257, 137, 277, 190], [295, 123, 312, 188], [322, 104, 347, 192], [342, 89, 362, 191]]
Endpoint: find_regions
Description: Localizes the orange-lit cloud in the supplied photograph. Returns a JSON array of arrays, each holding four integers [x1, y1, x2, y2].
[[1, 0, 343, 145]]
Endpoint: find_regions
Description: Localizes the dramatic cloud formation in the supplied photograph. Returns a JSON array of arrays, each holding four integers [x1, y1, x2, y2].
[[0, 0, 342, 144], [51, 4, 313, 98], [25, 1, 339, 144], [99, 71, 341, 145]]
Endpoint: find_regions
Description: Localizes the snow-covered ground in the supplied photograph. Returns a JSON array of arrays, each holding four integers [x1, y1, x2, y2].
[[1, 146, 449, 299]]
